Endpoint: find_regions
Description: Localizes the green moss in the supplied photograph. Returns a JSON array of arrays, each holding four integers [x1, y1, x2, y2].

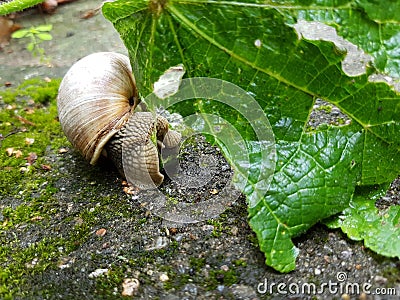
[[233, 258, 247, 267], [0, 236, 69, 298], [207, 217, 229, 237], [336, 117, 345, 125], [166, 195, 179, 205], [382, 265, 400, 286], [1, 205, 39, 228], [205, 268, 239, 290], [0, 78, 68, 298], [189, 257, 206, 272], [316, 104, 333, 113], [246, 232, 259, 246], [138, 217, 147, 225], [163, 273, 191, 290], [94, 266, 126, 298], [0, 77, 65, 195], [1, 78, 61, 104], [305, 124, 316, 132]]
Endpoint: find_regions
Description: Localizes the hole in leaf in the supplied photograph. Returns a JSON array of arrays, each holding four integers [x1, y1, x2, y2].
[[307, 99, 351, 129]]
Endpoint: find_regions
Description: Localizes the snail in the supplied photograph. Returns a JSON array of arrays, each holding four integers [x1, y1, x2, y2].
[[57, 52, 181, 188]]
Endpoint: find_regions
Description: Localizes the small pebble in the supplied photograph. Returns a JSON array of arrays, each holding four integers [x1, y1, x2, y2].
[[230, 226, 238, 236], [359, 292, 368, 300], [58, 148, 68, 153], [159, 273, 169, 282], [121, 278, 140, 296], [169, 227, 178, 235], [182, 283, 197, 295], [88, 268, 108, 278], [331, 107, 341, 115], [145, 236, 169, 251], [340, 250, 352, 260], [95, 228, 107, 237], [374, 275, 387, 284], [202, 224, 214, 234], [57, 256, 75, 269], [221, 164, 230, 171], [220, 265, 229, 272], [177, 264, 186, 274], [210, 188, 219, 195], [5, 148, 14, 156], [174, 234, 183, 242], [25, 137, 34, 145], [230, 284, 258, 298], [26, 258, 39, 268], [341, 293, 350, 300]]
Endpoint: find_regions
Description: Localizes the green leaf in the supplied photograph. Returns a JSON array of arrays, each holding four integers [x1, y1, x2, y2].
[[26, 42, 35, 52], [103, 0, 400, 272], [11, 29, 30, 39], [35, 24, 53, 32], [0, 0, 44, 16], [249, 124, 364, 272], [326, 184, 400, 259], [36, 33, 52, 41]]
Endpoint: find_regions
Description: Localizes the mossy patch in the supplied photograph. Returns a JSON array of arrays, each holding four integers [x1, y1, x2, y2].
[[0, 77, 64, 180], [0, 77, 64, 199], [0, 78, 60, 104], [0, 78, 68, 298], [316, 104, 333, 114]]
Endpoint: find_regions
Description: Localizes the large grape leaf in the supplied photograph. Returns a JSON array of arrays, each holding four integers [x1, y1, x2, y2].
[[102, 0, 400, 272]]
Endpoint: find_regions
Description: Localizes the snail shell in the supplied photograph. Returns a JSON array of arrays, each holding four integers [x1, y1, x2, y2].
[[57, 52, 181, 188], [57, 52, 138, 165]]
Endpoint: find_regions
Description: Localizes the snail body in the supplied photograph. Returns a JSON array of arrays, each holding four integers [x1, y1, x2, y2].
[[57, 52, 181, 188]]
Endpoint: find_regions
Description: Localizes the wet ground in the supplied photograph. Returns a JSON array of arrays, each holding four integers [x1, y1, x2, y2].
[[0, 1, 399, 299], [0, 0, 126, 85]]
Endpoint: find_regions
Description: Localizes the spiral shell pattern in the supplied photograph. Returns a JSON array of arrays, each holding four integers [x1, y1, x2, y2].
[[57, 52, 138, 164]]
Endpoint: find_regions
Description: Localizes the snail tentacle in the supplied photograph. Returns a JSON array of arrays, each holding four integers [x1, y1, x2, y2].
[[155, 115, 182, 148]]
